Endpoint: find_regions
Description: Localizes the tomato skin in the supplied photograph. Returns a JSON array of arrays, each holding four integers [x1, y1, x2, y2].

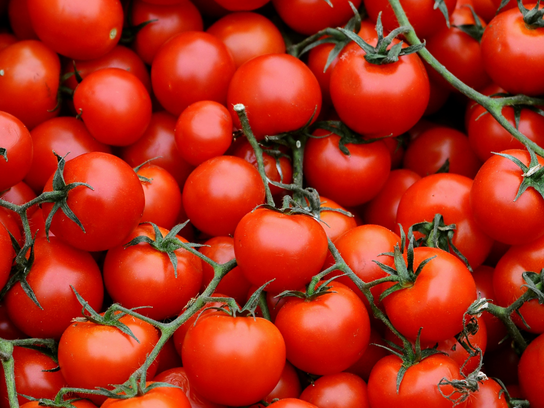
[[213, 0, 270, 10], [367, 354, 466, 408], [7, 0, 38, 40], [27, 0, 123, 60], [25, 116, 112, 193], [42, 152, 145, 252], [58, 314, 159, 406], [304, 130, 391, 207], [518, 332, 544, 408], [466, 378, 509, 408], [268, 399, 318, 408], [0, 40, 59, 129], [101, 383, 191, 408], [382, 247, 477, 344], [274, 281, 371, 375], [5, 236, 104, 339], [300, 372, 369, 408], [152, 31, 236, 116], [471, 149, 544, 246], [182, 156, 265, 237], [207, 12, 285, 68], [0, 111, 33, 191], [103, 224, 202, 321], [182, 313, 286, 406], [345, 328, 390, 381], [73, 68, 152, 146], [234, 208, 328, 293], [227, 53, 322, 140], [318, 196, 358, 242], [481, 4, 544, 96]]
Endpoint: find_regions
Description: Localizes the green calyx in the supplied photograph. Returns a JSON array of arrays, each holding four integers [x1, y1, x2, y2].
[[518, 0, 544, 28], [494, 147, 544, 201], [453, 5, 485, 42]]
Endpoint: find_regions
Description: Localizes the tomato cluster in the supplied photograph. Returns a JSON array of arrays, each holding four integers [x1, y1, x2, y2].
[[1, 0, 544, 407]]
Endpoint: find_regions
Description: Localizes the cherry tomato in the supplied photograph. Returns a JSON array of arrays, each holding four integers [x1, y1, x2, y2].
[[0, 111, 33, 191], [300, 372, 370, 408], [518, 332, 544, 408], [466, 377, 509, 408], [101, 383, 191, 408]]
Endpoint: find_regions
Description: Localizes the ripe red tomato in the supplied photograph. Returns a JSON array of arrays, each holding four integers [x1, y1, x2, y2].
[[5, 236, 104, 339], [466, 377, 509, 408], [300, 372, 370, 408], [182, 312, 286, 406], [182, 155, 265, 237], [103, 223, 202, 321], [470, 149, 544, 246], [0, 111, 33, 191], [42, 152, 145, 252], [274, 281, 370, 375], [73, 68, 152, 146], [27, 0, 123, 60], [101, 383, 191, 408], [233, 207, 329, 293], [227, 53, 322, 140], [518, 332, 544, 408], [318, 196, 358, 242], [7, 0, 38, 40], [268, 399, 318, 408]]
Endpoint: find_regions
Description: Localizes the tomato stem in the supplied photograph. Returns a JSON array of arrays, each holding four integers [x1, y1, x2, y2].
[[0, 339, 17, 408]]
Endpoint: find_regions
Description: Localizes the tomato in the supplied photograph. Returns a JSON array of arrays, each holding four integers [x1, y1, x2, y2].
[[402, 126, 482, 179], [120, 111, 195, 189], [137, 164, 182, 230], [0, 182, 38, 228], [131, 0, 203, 65], [103, 223, 202, 321], [345, 328, 390, 381], [481, 3, 544, 96], [154, 337, 182, 375], [518, 332, 544, 408], [363, 0, 457, 40], [470, 149, 544, 246], [151, 31, 236, 116], [0, 111, 33, 192], [382, 246, 477, 344], [20, 401, 96, 408], [182, 312, 286, 406], [227, 53, 322, 140], [0, 346, 68, 408], [5, 236, 104, 339], [213, 0, 270, 11], [174, 100, 233, 167], [58, 313, 159, 405], [25, 116, 111, 193], [27, 0, 123, 60], [396, 173, 494, 269], [0, 302, 26, 340], [154, 367, 227, 408], [73, 68, 152, 146], [268, 399, 318, 408], [7, 0, 38, 40], [42, 152, 145, 252], [304, 130, 391, 207], [234, 207, 328, 293], [318, 196, 357, 242], [101, 383, 191, 408], [182, 155, 265, 237], [0, 33, 16, 52], [272, 0, 362, 35], [0, 40, 59, 129], [0, 206, 23, 246], [466, 377, 509, 408], [367, 354, 467, 408], [361, 168, 421, 232], [207, 12, 285, 68], [493, 234, 544, 333], [330, 40, 430, 138], [300, 372, 369, 408], [274, 281, 370, 375], [256, 361, 302, 405]]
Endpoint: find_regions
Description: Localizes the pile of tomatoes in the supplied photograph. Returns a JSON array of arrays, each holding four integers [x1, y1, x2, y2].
[[1, 0, 544, 407]]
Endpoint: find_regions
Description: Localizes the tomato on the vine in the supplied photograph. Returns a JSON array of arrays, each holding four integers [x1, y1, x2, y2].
[[0, 111, 33, 192]]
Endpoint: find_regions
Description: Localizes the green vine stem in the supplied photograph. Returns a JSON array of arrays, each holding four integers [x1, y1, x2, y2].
[[0, 339, 17, 408], [285, 134, 308, 206], [387, 0, 544, 157]]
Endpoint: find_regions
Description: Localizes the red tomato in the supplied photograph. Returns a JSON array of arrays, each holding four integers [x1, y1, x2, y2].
[[42, 152, 145, 252], [0, 346, 68, 408], [318, 196, 358, 242], [274, 281, 371, 375], [466, 377, 509, 408], [151, 31, 236, 116], [233, 207, 328, 293], [257, 361, 302, 405], [7, 0, 38, 40], [27, 0, 123, 60], [300, 372, 370, 408], [345, 328, 390, 381], [0, 111, 33, 191], [382, 246, 477, 344], [154, 337, 182, 375], [330, 40, 430, 138], [174, 100, 233, 167], [131, 0, 203, 65], [207, 12, 285, 68], [101, 383, 191, 408], [20, 401, 96, 408], [0, 182, 37, 229], [481, 4, 544, 96], [227, 53, 322, 140], [304, 130, 391, 207], [58, 313, 159, 405], [367, 354, 467, 408], [182, 156, 265, 237], [0, 33, 16, 52], [268, 399, 318, 408], [0, 302, 26, 340], [0, 40, 59, 129], [272, 0, 362, 35], [213, 0, 269, 10], [5, 236, 104, 339], [25, 116, 111, 193], [470, 149, 544, 246], [518, 332, 544, 408], [182, 312, 286, 406], [73, 68, 152, 146], [103, 223, 202, 320]]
